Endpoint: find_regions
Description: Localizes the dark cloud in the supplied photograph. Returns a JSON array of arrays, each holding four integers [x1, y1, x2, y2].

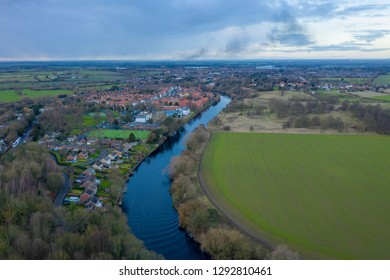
[[225, 35, 250, 54], [268, 8, 313, 47], [182, 48, 209, 60], [0, 0, 388, 59]]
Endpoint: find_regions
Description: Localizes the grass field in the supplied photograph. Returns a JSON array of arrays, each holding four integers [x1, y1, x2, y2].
[[88, 129, 150, 140], [0, 89, 73, 102], [201, 133, 390, 259], [82, 114, 106, 127], [319, 77, 369, 84], [370, 95, 390, 102], [373, 75, 390, 85]]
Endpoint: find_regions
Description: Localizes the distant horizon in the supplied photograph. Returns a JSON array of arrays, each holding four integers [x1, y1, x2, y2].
[[0, 57, 389, 63]]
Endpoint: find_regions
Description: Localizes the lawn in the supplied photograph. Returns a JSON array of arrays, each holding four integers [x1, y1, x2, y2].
[[200, 133, 390, 259], [0, 89, 73, 102], [88, 129, 150, 140]]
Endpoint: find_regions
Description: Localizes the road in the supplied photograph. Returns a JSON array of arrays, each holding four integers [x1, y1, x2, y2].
[[79, 149, 108, 166], [54, 173, 70, 207]]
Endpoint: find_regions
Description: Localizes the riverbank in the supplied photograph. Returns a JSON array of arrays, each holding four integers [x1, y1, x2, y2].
[[122, 95, 231, 260]]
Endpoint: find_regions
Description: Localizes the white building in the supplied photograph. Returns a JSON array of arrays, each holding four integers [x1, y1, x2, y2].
[[135, 112, 152, 123]]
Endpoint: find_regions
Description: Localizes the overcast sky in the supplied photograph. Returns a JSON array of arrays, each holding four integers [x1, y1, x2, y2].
[[0, 0, 389, 60]]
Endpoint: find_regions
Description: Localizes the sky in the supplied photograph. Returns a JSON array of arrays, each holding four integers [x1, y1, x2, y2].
[[0, 0, 390, 60]]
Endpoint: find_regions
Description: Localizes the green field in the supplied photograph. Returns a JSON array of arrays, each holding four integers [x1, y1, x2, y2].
[[319, 77, 369, 84], [370, 95, 390, 102], [201, 133, 390, 259], [88, 129, 150, 140], [0, 89, 73, 102], [373, 75, 390, 85]]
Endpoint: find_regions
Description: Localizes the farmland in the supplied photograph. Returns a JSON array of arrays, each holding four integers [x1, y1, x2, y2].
[[88, 129, 150, 140], [370, 95, 390, 102], [319, 77, 369, 84], [0, 89, 73, 102], [200, 132, 390, 259], [373, 74, 390, 85]]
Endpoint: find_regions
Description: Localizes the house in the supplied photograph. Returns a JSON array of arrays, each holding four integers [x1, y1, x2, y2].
[[101, 156, 111, 166], [66, 152, 78, 163], [87, 137, 98, 145], [180, 107, 190, 116], [114, 149, 124, 158], [92, 161, 104, 171], [80, 180, 95, 189], [69, 143, 80, 152], [76, 134, 87, 144], [85, 184, 98, 195], [85, 196, 102, 209], [67, 136, 76, 142], [76, 174, 87, 184], [101, 138, 111, 146], [89, 195, 100, 206], [82, 167, 95, 176], [111, 139, 122, 149], [85, 201, 95, 210], [86, 146, 96, 154], [80, 189, 95, 204], [108, 152, 119, 161], [78, 151, 88, 160], [84, 175, 97, 184]]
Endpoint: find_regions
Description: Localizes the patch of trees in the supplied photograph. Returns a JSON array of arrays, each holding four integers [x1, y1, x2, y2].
[[269, 98, 336, 118], [0, 143, 63, 195], [284, 115, 345, 131], [342, 101, 390, 134], [168, 125, 299, 260], [222, 100, 265, 118], [36, 106, 84, 139], [0, 144, 161, 260]]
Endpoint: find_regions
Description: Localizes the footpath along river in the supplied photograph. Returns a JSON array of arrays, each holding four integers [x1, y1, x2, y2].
[[122, 95, 231, 260]]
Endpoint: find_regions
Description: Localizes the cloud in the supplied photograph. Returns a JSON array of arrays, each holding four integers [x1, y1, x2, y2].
[[308, 43, 390, 52], [353, 30, 390, 42], [268, 16, 313, 46], [332, 3, 390, 17], [225, 33, 250, 54], [181, 48, 209, 60], [0, 0, 389, 60]]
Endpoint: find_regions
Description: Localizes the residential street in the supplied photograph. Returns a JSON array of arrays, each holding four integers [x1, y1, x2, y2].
[[79, 149, 108, 166], [54, 173, 70, 207]]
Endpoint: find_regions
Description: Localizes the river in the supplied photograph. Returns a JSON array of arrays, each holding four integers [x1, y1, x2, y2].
[[122, 95, 231, 260]]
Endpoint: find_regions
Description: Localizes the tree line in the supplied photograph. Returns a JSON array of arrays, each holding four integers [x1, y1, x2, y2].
[[269, 98, 337, 118]]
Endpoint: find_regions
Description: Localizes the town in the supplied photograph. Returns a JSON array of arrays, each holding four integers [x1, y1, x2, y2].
[[0, 60, 390, 262], [1, 61, 390, 211]]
